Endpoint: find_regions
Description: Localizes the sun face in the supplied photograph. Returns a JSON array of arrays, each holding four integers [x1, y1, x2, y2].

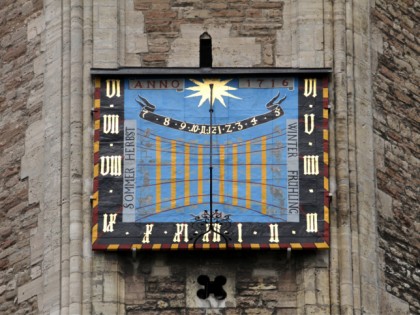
[[186, 78, 241, 108]]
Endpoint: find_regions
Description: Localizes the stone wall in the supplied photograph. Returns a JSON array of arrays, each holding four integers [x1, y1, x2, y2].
[[134, 0, 284, 67], [123, 252, 299, 314], [0, 0, 44, 314], [93, 0, 331, 69], [372, 0, 420, 314]]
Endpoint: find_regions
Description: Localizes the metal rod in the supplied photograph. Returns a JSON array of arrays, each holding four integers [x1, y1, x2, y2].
[[209, 83, 214, 228], [192, 82, 230, 248]]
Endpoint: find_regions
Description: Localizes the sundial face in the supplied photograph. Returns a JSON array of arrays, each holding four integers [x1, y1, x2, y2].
[[92, 74, 330, 250]]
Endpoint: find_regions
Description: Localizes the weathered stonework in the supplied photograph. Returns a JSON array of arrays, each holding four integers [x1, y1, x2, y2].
[[372, 1, 420, 314], [0, 0, 418, 314], [131, 0, 285, 67], [0, 0, 44, 314]]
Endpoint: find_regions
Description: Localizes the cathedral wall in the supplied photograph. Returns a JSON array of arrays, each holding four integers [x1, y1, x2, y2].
[[0, 0, 44, 314], [372, 1, 419, 313]]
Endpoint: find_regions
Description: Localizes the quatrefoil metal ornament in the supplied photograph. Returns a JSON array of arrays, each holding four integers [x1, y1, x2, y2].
[[197, 275, 227, 300]]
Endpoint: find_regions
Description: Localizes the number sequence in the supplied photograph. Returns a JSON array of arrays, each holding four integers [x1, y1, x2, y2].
[[139, 105, 284, 135]]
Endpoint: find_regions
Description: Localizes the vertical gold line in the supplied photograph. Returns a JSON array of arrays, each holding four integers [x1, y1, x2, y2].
[[184, 144, 190, 206], [219, 145, 225, 204], [198, 145, 203, 203], [92, 224, 98, 245], [261, 136, 267, 214], [171, 140, 176, 208], [232, 144, 238, 205], [156, 137, 161, 212], [246, 141, 251, 209]]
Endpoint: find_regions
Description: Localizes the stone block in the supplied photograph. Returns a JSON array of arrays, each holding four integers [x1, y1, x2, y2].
[[125, 275, 145, 304], [252, 268, 277, 278], [94, 29, 118, 49], [92, 302, 119, 315], [380, 290, 410, 315], [17, 276, 42, 303], [27, 15, 45, 41], [297, 51, 321, 68], [126, 33, 148, 54], [244, 308, 274, 315], [151, 265, 171, 277], [148, 37, 169, 53], [98, 6, 118, 29], [125, 53, 142, 66], [303, 305, 329, 315], [168, 45, 199, 67], [303, 251, 329, 268], [278, 268, 297, 292], [92, 50, 119, 68], [181, 9, 211, 19], [275, 309, 297, 315], [262, 291, 297, 308], [213, 38, 261, 67], [376, 189, 393, 219], [262, 43, 273, 65], [91, 273, 103, 302], [103, 272, 119, 302], [126, 10, 145, 33], [207, 25, 232, 39], [315, 269, 329, 305], [0, 285, 6, 295], [31, 265, 42, 279], [33, 55, 44, 77]]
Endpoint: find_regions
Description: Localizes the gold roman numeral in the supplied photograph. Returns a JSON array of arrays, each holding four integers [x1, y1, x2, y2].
[[173, 223, 189, 243], [202, 224, 221, 243], [269, 224, 279, 243], [303, 155, 319, 175], [100, 156, 122, 176], [106, 79, 121, 98], [103, 114, 120, 134], [103, 213, 117, 232], [304, 79, 317, 98], [306, 213, 318, 232], [304, 113, 315, 135], [142, 224, 154, 244]]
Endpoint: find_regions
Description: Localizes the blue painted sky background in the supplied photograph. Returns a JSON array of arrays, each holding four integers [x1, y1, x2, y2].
[[123, 77, 298, 223]]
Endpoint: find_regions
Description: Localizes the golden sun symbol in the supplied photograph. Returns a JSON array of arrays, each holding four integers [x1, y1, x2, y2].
[[186, 78, 241, 108]]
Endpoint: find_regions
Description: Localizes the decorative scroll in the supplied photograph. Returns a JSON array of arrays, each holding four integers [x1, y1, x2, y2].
[[136, 93, 285, 135]]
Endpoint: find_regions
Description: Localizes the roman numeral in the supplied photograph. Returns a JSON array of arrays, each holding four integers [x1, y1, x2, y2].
[[100, 156, 122, 176], [142, 224, 154, 244], [102, 213, 117, 232], [173, 223, 189, 243], [303, 79, 317, 97], [269, 224, 279, 243], [306, 213, 318, 232], [106, 79, 121, 98], [103, 114, 120, 134], [303, 155, 319, 175], [202, 224, 221, 243], [237, 223, 243, 243], [304, 113, 315, 135]]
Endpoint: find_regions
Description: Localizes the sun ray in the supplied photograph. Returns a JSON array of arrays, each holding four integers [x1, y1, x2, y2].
[[186, 78, 241, 108]]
